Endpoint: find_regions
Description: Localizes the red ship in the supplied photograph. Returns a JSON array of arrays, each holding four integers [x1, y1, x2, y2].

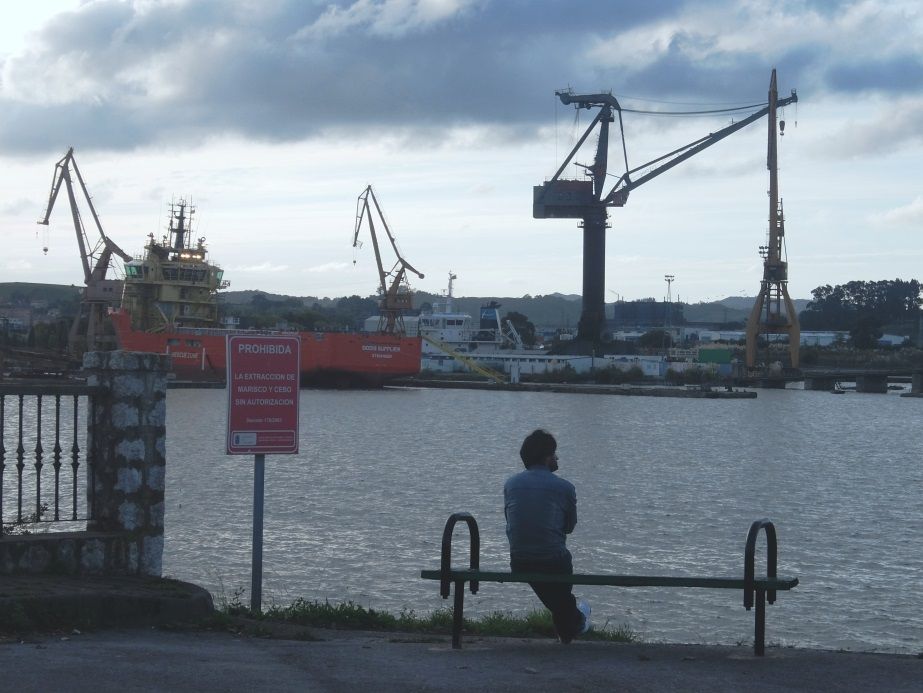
[[110, 199, 421, 386]]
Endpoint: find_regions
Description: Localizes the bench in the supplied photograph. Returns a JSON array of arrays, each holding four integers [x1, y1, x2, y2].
[[420, 513, 798, 656]]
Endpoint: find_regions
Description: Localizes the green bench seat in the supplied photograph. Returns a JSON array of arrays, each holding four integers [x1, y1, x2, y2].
[[421, 513, 799, 655]]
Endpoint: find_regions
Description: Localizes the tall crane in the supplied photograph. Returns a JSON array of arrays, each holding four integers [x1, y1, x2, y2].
[[353, 185, 425, 334], [745, 69, 800, 369], [534, 72, 798, 344], [38, 147, 133, 355]]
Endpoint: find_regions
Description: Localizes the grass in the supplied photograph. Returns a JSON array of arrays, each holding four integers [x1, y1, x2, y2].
[[218, 596, 636, 643]]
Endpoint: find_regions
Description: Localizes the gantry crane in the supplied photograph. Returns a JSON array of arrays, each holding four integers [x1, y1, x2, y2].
[[353, 185, 425, 334], [535, 72, 798, 343], [745, 69, 800, 369], [38, 147, 133, 355]]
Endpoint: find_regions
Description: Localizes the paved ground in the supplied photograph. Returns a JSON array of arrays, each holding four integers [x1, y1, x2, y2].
[[2, 625, 921, 692], [0, 575, 920, 691]]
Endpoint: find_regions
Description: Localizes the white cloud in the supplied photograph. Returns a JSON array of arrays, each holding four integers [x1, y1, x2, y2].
[[306, 262, 353, 273], [299, 0, 478, 39], [233, 262, 291, 273], [5, 259, 34, 271], [869, 196, 923, 227]]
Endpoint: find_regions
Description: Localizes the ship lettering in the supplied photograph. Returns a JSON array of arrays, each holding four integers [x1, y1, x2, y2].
[[169, 351, 199, 359], [361, 345, 401, 353]]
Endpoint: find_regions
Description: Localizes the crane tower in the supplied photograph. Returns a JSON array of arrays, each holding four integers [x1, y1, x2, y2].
[[745, 70, 800, 369]]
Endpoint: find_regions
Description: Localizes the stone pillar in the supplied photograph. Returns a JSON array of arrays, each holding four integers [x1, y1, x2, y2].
[[83, 351, 170, 576], [804, 376, 837, 391], [855, 374, 888, 394]]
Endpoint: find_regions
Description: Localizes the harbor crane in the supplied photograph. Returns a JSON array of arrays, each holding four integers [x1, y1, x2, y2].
[[38, 147, 132, 355], [745, 69, 800, 370], [534, 72, 798, 344], [353, 185, 425, 334]]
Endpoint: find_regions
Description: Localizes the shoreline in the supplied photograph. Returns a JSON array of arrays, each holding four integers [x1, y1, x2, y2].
[[388, 378, 757, 398]]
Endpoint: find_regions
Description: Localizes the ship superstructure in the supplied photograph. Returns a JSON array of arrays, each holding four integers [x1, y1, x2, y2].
[[120, 200, 228, 332]]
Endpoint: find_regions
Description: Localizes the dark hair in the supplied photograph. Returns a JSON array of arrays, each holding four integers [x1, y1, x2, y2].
[[519, 429, 557, 468]]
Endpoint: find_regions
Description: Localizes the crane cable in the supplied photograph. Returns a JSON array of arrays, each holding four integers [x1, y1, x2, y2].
[[618, 101, 769, 116]]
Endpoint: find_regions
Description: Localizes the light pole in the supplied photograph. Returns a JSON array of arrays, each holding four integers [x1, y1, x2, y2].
[[664, 274, 675, 351]]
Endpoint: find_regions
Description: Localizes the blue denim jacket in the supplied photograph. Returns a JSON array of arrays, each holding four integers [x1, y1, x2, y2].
[[504, 466, 577, 562]]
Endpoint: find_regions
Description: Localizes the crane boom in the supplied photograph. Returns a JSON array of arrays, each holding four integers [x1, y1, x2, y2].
[[38, 148, 133, 282], [353, 185, 425, 334], [534, 74, 798, 343]]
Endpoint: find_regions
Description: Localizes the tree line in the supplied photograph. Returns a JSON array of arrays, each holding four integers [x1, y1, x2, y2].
[[799, 279, 921, 348]]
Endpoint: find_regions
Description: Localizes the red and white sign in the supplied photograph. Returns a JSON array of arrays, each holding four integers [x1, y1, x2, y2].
[[226, 335, 300, 455]]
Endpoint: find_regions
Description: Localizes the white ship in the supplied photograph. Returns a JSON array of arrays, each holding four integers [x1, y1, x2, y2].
[[364, 272, 594, 379]]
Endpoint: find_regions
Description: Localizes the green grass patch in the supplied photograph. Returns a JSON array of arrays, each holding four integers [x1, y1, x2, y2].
[[222, 597, 635, 643]]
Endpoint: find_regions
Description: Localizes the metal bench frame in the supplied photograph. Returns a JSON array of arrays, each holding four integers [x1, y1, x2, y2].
[[421, 513, 798, 655]]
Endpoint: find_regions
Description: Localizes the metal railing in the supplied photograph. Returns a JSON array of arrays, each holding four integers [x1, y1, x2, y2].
[[0, 382, 101, 533]]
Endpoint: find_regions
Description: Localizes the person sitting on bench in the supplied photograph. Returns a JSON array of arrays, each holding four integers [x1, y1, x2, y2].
[[504, 429, 591, 643]]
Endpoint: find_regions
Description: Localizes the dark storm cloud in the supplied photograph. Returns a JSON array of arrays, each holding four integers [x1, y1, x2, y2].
[[826, 56, 923, 94], [0, 0, 920, 154]]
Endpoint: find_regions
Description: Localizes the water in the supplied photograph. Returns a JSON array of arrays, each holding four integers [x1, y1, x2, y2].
[[162, 386, 923, 654]]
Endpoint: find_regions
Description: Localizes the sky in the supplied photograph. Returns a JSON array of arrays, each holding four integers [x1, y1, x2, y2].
[[1, 0, 922, 305]]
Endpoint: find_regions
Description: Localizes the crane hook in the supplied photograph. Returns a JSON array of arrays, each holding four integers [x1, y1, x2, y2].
[[779, 119, 785, 136]]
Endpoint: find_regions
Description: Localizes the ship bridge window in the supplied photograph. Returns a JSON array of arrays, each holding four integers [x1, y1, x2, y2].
[[185, 339, 202, 347], [167, 338, 181, 346], [163, 268, 178, 280], [125, 264, 142, 278], [178, 268, 208, 282]]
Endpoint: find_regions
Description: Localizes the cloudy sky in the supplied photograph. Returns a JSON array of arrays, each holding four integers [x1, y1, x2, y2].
[[2, 0, 921, 304]]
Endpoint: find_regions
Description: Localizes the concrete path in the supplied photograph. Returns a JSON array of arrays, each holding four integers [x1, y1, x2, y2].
[[1, 627, 920, 692]]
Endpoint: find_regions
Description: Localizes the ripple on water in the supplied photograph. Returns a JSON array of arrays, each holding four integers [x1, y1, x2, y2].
[[161, 387, 923, 653]]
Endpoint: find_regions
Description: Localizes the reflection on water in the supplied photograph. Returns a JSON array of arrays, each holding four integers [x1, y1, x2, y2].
[[163, 386, 923, 653]]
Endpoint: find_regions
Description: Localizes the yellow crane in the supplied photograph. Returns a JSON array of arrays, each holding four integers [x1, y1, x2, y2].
[[37, 148, 132, 355], [353, 185, 424, 334], [421, 335, 506, 384], [745, 70, 800, 369]]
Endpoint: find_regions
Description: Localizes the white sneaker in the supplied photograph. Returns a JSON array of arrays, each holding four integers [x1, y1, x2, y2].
[[577, 599, 591, 634]]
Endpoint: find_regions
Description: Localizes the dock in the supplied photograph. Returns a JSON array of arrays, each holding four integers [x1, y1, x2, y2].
[[390, 378, 756, 398]]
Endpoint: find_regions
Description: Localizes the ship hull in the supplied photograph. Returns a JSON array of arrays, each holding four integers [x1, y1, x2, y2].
[[109, 310, 421, 387]]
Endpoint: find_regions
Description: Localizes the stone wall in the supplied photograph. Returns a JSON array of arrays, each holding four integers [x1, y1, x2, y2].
[[0, 351, 170, 576]]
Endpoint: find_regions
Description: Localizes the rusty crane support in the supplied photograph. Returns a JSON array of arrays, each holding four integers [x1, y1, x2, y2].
[[745, 70, 801, 370]]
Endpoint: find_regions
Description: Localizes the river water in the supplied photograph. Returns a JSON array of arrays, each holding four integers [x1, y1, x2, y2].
[[162, 385, 923, 654]]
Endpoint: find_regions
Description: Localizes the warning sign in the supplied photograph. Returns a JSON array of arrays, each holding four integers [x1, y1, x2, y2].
[[226, 335, 300, 455]]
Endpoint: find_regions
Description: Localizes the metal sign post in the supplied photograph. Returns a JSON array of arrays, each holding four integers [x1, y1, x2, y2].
[[226, 334, 300, 613]]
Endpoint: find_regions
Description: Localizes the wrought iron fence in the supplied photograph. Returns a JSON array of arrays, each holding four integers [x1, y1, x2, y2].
[[0, 382, 102, 534]]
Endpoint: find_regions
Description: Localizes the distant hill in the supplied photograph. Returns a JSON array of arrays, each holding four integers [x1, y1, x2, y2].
[[218, 289, 814, 328], [3, 283, 811, 329], [715, 295, 811, 313], [219, 289, 587, 327], [0, 282, 81, 304]]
